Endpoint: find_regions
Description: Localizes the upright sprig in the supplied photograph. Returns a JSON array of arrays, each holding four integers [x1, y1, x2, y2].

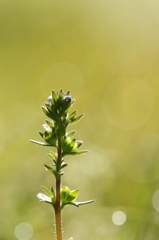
[[30, 89, 94, 240]]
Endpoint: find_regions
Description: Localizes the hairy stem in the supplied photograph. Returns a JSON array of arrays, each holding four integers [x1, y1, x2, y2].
[[55, 178, 62, 240], [54, 137, 63, 240]]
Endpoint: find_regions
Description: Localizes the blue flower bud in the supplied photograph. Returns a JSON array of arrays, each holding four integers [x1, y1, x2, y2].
[[64, 95, 72, 102], [48, 95, 52, 103]]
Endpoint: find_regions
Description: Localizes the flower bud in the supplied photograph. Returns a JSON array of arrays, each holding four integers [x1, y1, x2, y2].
[[64, 95, 72, 102], [48, 95, 52, 103]]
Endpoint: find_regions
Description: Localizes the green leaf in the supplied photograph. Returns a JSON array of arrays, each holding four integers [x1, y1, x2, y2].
[[44, 131, 50, 139], [44, 164, 57, 175], [60, 186, 80, 206], [66, 190, 79, 202], [57, 125, 66, 138], [41, 129, 57, 146], [69, 139, 76, 149], [60, 101, 72, 116], [70, 114, 84, 124], [41, 186, 54, 198], [46, 119, 53, 128], [68, 111, 76, 121], [44, 164, 63, 179], [45, 102, 52, 111], [76, 140, 83, 148], [52, 90, 57, 103], [51, 187, 55, 196], [42, 106, 50, 117], [37, 193, 52, 205], [43, 123, 51, 132], [56, 89, 64, 107], [47, 151, 57, 160], [62, 136, 73, 152], [62, 201, 80, 208], [66, 90, 71, 96], [39, 131, 44, 138], [30, 139, 52, 146], [61, 186, 70, 202], [66, 130, 76, 138], [60, 162, 68, 169], [42, 105, 59, 122], [63, 150, 88, 156], [59, 89, 64, 97], [62, 199, 95, 208], [74, 200, 95, 206]]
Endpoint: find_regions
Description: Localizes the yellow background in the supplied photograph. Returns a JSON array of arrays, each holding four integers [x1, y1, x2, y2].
[[1, 0, 159, 239]]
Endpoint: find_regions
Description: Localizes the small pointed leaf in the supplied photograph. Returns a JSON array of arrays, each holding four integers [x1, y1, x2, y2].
[[43, 123, 51, 132], [42, 106, 50, 116], [62, 199, 95, 208], [66, 90, 71, 95], [37, 193, 52, 204], [30, 139, 52, 146], [39, 132, 44, 138], [41, 186, 54, 198], [51, 187, 55, 196], [69, 139, 76, 149], [70, 114, 84, 124], [61, 186, 70, 202], [44, 164, 57, 175], [62, 201, 80, 208], [45, 102, 52, 111], [76, 140, 83, 148], [74, 199, 95, 206], [63, 150, 88, 156], [66, 190, 79, 202], [47, 151, 57, 160], [46, 119, 53, 128], [60, 162, 68, 169], [52, 90, 57, 103], [66, 130, 76, 138], [68, 111, 76, 120]]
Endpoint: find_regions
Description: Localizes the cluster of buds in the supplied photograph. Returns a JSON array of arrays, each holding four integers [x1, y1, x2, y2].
[[31, 90, 85, 153]]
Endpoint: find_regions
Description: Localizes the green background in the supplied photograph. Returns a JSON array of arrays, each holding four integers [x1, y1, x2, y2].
[[1, 0, 159, 239]]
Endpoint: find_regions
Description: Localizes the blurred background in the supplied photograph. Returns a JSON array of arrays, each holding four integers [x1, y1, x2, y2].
[[1, 0, 159, 239]]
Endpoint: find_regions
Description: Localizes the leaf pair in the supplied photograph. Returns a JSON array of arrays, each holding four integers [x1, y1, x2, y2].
[[62, 136, 87, 156], [61, 186, 95, 208], [67, 111, 84, 125], [37, 185, 95, 209]]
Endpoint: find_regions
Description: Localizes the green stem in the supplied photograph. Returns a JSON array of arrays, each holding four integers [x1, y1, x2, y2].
[[54, 137, 63, 240]]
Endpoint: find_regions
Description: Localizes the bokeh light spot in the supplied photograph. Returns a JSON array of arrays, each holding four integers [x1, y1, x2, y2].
[[112, 211, 127, 225], [152, 189, 159, 213], [15, 222, 33, 240], [103, 77, 154, 129]]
